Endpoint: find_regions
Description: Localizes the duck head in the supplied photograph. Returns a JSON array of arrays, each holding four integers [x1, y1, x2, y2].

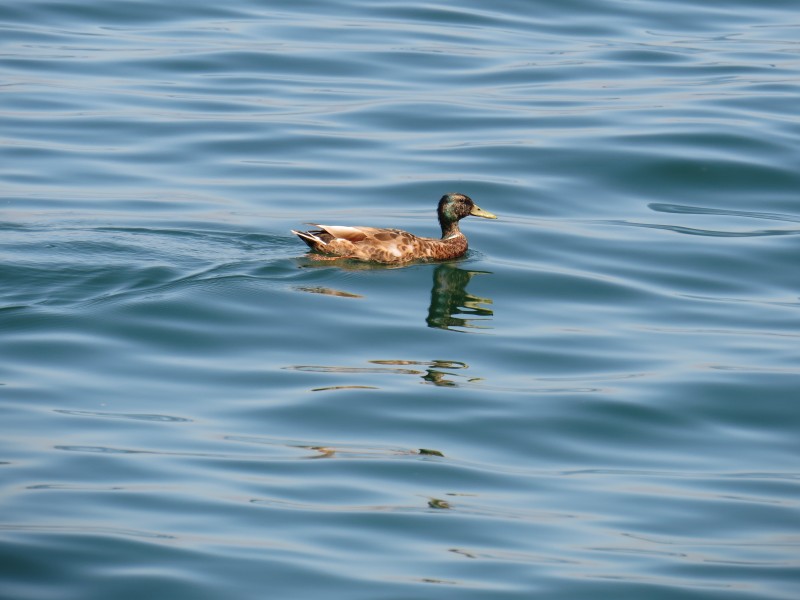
[[438, 193, 496, 235]]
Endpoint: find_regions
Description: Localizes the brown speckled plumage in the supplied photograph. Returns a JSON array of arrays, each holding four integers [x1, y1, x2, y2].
[[292, 193, 496, 264]]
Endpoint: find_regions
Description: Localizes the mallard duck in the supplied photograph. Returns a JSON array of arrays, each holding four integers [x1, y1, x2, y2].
[[292, 193, 496, 264]]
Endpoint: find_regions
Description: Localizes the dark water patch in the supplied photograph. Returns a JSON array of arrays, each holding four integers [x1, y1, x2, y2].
[[0, 523, 177, 540], [26, 483, 126, 491], [55, 445, 151, 455], [311, 385, 379, 392], [54, 409, 192, 423], [649, 202, 800, 224], [606, 219, 800, 238]]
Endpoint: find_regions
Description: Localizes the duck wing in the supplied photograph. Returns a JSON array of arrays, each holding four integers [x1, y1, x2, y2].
[[311, 224, 371, 242], [294, 224, 429, 262]]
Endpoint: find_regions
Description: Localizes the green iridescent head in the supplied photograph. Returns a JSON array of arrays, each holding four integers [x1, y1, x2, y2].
[[437, 193, 497, 226]]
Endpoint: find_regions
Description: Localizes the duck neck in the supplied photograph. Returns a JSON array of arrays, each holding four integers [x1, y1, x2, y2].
[[439, 217, 462, 239]]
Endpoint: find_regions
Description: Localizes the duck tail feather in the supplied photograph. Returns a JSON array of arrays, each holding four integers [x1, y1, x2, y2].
[[292, 229, 327, 248]]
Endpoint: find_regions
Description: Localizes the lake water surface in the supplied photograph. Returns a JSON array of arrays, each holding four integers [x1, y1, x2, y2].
[[2, 1, 800, 598]]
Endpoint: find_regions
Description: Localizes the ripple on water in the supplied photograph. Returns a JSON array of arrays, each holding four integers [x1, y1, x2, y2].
[[2, 1, 800, 599]]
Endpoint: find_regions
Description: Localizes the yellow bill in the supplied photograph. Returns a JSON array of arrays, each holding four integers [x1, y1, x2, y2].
[[470, 204, 497, 219]]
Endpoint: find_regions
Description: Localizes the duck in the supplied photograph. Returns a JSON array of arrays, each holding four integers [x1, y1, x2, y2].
[[292, 193, 496, 264]]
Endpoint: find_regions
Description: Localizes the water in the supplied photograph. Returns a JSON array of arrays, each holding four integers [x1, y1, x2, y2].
[[2, 1, 799, 598]]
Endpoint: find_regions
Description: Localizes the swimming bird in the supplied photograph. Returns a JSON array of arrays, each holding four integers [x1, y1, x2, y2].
[[292, 193, 497, 264]]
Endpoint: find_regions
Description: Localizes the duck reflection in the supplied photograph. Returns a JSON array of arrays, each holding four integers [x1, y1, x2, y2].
[[371, 359, 472, 387], [295, 258, 493, 330], [426, 263, 493, 331], [284, 359, 480, 389]]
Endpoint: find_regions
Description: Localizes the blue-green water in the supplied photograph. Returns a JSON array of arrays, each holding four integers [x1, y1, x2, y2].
[[2, 1, 799, 598]]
